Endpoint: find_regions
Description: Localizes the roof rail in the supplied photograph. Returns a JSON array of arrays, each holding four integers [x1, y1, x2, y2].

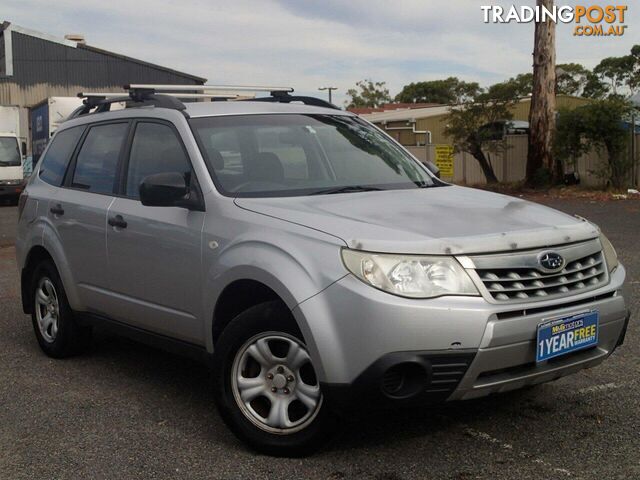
[[245, 91, 340, 110]]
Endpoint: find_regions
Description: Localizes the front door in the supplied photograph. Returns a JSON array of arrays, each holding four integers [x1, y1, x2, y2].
[[105, 120, 205, 344]]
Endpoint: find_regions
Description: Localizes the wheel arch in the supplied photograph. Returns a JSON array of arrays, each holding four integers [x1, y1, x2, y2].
[[21, 243, 81, 314], [20, 245, 55, 314], [206, 262, 327, 372]]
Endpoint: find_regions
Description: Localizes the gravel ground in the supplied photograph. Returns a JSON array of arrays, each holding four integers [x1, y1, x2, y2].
[[0, 198, 638, 480]]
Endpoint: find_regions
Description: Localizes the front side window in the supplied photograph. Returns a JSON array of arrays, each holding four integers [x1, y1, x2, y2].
[[72, 123, 128, 194], [39, 126, 84, 186], [190, 114, 438, 197], [125, 122, 191, 199], [0, 137, 21, 167]]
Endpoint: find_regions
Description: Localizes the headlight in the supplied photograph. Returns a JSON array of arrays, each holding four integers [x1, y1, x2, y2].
[[599, 233, 618, 273], [341, 249, 479, 298]]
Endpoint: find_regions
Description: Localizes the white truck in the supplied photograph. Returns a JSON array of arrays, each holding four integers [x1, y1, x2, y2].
[[0, 105, 28, 201], [30, 97, 85, 170], [30, 96, 125, 174]]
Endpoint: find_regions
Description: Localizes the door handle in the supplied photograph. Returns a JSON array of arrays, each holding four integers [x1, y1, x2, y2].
[[108, 214, 127, 229], [49, 204, 64, 216]]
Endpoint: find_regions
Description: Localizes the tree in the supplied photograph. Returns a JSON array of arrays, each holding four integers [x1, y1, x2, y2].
[[345, 79, 391, 108], [555, 63, 590, 96], [554, 107, 589, 173], [594, 55, 636, 95], [627, 44, 640, 94], [526, 0, 557, 187], [395, 77, 480, 104], [488, 73, 533, 99], [554, 98, 635, 189], [443, 85, 520, 184], [582, 71, 610, 99]]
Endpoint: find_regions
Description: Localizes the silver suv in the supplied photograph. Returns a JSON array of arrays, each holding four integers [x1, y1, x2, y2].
[[16, 86, 630, 456]]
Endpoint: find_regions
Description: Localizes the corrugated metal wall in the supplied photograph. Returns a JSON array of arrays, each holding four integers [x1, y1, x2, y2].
[[408, 134, 640, 187], [408, 136, 529, 184], [0, 34, 5, 77], [0, 31, 204, 106]]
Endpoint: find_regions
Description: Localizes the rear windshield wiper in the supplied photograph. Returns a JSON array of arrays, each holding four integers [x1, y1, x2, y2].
[[310, 185, 385, 195]]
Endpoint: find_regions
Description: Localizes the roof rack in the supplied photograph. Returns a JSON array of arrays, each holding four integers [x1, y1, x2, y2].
[[124, 84, 294, 94], [123, 85, 340, 109], [70, 84, 339, 119], [69, 90, 187, 119]]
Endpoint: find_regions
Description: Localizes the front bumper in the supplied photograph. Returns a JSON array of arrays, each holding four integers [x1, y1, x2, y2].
[[0, 182, 24, 197], [295, 265, 628, 409]]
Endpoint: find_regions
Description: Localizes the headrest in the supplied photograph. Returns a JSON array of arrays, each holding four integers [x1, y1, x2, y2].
[[209, 149, 225, 170]]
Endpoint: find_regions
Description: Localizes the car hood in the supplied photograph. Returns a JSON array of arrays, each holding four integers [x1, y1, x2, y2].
[[234, 186, 600, 255]]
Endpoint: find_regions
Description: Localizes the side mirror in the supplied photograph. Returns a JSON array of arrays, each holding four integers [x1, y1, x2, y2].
[[424, 161, 441, 178], [21, 142, 27, 156], [139, 172, 189, 207]]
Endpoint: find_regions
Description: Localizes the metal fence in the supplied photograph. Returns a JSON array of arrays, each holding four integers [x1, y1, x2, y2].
[[407, 134, 640, 187]]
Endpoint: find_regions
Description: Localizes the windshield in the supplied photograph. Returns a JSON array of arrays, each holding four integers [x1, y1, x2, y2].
[[189, 114, 440, 197], [0, 137, 21, 167]]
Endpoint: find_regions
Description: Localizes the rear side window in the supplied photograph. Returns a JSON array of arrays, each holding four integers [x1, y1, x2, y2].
[[125, 122, 191, 199], [39, 126, 84, 186], [71, 123, 128, 194]]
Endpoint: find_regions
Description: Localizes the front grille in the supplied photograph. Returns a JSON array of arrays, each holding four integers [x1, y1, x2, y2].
[[468, 240, 609, 303]]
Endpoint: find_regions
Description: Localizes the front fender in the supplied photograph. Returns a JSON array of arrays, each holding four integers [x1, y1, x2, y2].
[[202, 231, 347, 357]]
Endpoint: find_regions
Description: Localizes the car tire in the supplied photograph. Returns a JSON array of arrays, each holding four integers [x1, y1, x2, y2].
[[30, 259, 92, 358], [212, 300, 336, 457]]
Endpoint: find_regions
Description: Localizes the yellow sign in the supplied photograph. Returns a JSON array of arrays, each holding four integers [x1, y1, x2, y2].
[[434, 145, 454, 177]]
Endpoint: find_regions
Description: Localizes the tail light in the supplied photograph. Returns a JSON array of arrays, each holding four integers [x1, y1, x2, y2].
[[17, 192, 28, 220]]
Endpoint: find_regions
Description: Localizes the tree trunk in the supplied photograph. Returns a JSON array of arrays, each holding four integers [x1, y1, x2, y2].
[[469, 143, 498, 184], [526, 0, 557, 187]]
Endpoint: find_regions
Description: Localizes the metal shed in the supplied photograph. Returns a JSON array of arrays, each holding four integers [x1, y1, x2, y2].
[[0, 21, 206, 106]]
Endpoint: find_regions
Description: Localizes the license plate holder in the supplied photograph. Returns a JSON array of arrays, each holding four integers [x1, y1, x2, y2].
[[536, 310, 599, 362]]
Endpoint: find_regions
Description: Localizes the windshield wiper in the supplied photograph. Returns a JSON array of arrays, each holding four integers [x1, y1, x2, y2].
[[310, 185, 385, 195]]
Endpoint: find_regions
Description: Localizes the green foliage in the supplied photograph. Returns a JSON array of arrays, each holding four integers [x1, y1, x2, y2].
[[554, 107, 589, 168], [582, 72, 610, 99], [395, 77, 480, 104], [554, 98, 635, 188], [556, 63, 590, 96], [594, 55, 636, 95], [485, 74, 532, 100], [345, 79, 391, 108], [631, 45, 640, 94]]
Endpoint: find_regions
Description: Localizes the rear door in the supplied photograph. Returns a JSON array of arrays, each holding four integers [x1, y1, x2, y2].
[[104, 120, 205, 344], [48, 121, 130, 313]]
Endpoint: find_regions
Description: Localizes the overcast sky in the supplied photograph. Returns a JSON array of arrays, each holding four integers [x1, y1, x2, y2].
[[3, 0, 637, 104]]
